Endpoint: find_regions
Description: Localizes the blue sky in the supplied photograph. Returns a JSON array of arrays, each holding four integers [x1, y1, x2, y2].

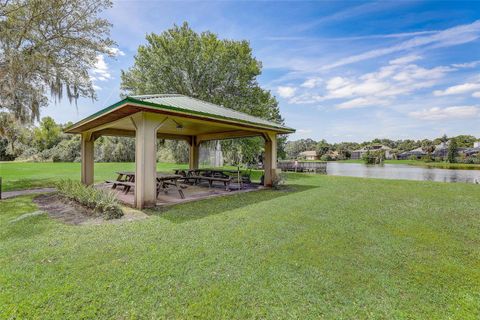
[[43, 0, 480, 142]]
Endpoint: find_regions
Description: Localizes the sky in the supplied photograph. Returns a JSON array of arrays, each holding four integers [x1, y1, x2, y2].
[[43, 0, 480, 143]]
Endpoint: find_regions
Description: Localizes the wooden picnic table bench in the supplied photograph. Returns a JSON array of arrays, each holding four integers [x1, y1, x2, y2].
[[106, 172, 186, 199], [173, 168, 252, 191]]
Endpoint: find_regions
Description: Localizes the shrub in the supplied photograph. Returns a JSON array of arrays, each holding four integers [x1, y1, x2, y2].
[[320, 154, 332, 161], [272, 172, 287, 190], [56, 180, 124, 219], [362, 150, 384, 164]]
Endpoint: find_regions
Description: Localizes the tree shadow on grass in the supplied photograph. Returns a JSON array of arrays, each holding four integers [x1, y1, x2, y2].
[[147, 184, 318, 224]]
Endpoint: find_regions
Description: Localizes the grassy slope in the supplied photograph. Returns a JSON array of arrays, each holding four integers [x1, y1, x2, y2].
[[1, 174, 480, 319], [0, 162, 184, 191], [0, 162, 262, 192]]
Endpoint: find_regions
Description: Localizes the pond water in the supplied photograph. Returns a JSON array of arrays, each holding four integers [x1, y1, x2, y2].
[[326, 162, 480, 183]]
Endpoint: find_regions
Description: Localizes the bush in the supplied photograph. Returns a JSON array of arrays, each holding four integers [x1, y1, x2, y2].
[[272, 172, 287, 190], [56, 180, 124, 219], [320, 154, 332, 161], [362, 150, 384, 164]]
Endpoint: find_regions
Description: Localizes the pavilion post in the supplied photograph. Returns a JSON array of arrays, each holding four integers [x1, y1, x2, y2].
[[263, 132, 278, 187], [189, 136, 200, 169], [80, 132, 94, 185], [132, 112, 159, 209]]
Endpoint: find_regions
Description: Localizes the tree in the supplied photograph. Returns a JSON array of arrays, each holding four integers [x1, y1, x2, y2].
[[0, 0, 115, 122], [285, 139, 317, 159], [421, 139, 435, 157], [315, 139, 330, 157], [33, 117, 62, 151], [452, 135, 477, 148], [121, 22, 285, 163], [0, 112, 26, 154], [447, 138, 458, 163]]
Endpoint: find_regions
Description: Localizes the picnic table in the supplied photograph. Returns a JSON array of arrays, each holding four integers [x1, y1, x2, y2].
[[107, 171, 186, 199], [173, 168, 251, 190]]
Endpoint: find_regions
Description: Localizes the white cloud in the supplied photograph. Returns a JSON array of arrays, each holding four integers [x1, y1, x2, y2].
[[322, 20, 480, 70], [473, 92, 480, 98], [92, 55, 112, 81], [288, 60, 456, 108], [277, 86, 297, 98], [452, 60, 480, 68], [336, 97, 389, 109], [408, 106, 480, 120], [389, 55, 422, 65], [301, 78, 322, 88], [289, 94, 324, 104], [108, 47, 126, 56], [434, 82, 480, 96], [90, 52, 119, 91]]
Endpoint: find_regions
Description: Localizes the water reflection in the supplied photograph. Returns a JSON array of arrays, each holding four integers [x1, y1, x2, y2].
[[326, 163, 480, 183]]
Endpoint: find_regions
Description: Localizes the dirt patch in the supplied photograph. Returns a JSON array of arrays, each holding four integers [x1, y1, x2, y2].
[[33, 193, 148, 225]]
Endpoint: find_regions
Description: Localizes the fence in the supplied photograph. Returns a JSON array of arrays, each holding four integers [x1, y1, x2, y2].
[[277, 161, 327, 174]]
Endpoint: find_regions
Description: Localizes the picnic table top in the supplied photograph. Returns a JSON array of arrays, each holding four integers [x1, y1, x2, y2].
[[116, 171, 182, 179], [174, 168, 241, 173]]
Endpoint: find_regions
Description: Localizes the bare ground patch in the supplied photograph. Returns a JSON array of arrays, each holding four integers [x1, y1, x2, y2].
[[33, 193, 148, 225]]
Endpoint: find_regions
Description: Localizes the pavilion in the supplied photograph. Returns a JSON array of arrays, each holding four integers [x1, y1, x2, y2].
[[65, 94, 295, 209]]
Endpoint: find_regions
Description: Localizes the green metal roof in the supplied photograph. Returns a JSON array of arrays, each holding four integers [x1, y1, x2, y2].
[[130, 94, 293, 132], [65, 94, 295, 133]]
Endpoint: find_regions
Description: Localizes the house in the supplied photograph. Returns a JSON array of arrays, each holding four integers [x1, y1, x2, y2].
[[461, 141, 480, 157], [350, 145, 393, 160], [432, 141, 466, 159], [432, 142, 449, 158], [299, 150, 318, 160], [399, 140, 468, 160], [397, 147, 427, 160]]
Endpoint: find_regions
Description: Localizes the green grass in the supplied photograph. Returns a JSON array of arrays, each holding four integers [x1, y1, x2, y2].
[[1, 174, 480, 319], [0, 162, 262, 192], [0, 162, 180, 191]]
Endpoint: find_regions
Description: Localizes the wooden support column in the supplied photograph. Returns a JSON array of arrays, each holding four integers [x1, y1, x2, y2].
[[189, 136, 200, 169], [81, 132, 94, 185], [131, 112, 161, 209], [263, 132, 278, 187]]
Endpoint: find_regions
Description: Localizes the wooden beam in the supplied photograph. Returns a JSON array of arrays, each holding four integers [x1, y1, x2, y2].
[[92, 128, 191, 142], [189, 136, 200, 170], [81, 133, 94, 185], [197, 130, 263, 143], [263, 132, 278, 187]]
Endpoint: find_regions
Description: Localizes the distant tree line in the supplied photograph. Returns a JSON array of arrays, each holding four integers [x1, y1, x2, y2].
[[285, 135, 479, 161]]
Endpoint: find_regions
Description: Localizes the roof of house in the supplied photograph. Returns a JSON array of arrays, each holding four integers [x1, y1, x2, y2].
[[65, 94, 295, 134], [352, 145, 392, 152], [400, 147, 426, 155]]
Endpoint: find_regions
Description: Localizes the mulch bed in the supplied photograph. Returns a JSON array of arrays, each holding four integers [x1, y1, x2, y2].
[[33, 193, 149, 225], [33, 193, 100, 225]]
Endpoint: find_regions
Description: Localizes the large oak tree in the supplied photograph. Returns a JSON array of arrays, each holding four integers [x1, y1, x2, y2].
[[121, 22, 286, 163], [0, 0, 114, 122]]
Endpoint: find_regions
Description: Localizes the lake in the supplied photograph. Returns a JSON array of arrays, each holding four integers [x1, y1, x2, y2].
[[326, 162, 480, 183]]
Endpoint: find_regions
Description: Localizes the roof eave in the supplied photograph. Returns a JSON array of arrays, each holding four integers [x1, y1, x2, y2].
[[64, 97, 295, 134]]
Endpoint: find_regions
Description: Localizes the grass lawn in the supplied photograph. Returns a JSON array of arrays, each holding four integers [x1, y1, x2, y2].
[[0, 162, 184, 191], [0, 162, 263, 192], [1, 174, 480, 318]]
